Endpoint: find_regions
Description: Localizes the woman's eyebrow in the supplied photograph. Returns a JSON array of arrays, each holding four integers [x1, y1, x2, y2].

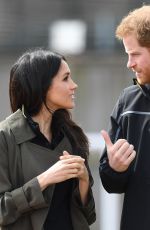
[[64, 71, 71, 75]]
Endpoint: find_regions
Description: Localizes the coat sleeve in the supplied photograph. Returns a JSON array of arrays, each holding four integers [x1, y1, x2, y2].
[[71, 162, 96, 226], [0, 131, 49, 226], [99, 90, 131, 194]]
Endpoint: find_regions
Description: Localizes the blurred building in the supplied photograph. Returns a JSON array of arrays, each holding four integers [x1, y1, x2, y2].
[[0, 0, 149, 229]]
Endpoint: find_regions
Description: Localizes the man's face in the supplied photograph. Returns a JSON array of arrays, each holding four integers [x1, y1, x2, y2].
[[123, 33, 150, 85]]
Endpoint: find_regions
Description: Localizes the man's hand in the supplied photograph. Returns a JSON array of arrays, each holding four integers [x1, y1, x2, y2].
[[101, 130, 136, 172]]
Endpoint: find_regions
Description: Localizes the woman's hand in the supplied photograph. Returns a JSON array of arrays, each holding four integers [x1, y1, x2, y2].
[[60, 151, 89, 182], [60, 151, 90, 205], [37, 151, 87, 191]]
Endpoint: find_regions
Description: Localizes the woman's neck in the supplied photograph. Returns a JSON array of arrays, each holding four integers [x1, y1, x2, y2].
[[32, 106, 53, 142]]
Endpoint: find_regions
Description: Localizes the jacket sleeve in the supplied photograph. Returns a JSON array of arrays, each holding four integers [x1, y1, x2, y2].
[[99, 90, 131, 194], [71, 163, 96, 226], [0, 131, 49, 226]]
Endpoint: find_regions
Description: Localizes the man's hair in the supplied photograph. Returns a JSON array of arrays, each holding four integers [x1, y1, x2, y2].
[[116, 5, 150, 47]]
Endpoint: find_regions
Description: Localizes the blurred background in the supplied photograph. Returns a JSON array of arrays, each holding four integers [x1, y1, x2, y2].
[[0, 0, 149, 229]]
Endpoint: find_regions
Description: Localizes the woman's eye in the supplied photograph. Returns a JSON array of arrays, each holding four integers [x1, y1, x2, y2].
[[63, 76, 69, 81]]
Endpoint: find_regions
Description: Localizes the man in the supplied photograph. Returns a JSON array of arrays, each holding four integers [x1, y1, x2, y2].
[[99, 5, 150, 230]]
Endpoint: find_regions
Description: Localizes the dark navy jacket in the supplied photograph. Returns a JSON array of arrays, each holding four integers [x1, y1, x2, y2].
[[99, 80, 150, 230]]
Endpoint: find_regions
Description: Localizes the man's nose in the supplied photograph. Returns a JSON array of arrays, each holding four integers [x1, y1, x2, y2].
[[127, 58, 136, 69]]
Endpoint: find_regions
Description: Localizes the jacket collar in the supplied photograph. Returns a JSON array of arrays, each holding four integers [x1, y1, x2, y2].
[[133, 78, 150, 100], [6, 109, 36, 144]]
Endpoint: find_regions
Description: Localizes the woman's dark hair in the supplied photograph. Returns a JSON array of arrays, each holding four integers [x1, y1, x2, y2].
[[9, 49, 66, 115], [52, 109, 89, 161], [9, 48, 89, 160]]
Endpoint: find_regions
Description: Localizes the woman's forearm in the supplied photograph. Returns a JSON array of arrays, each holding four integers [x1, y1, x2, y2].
[[79, 177, 89, 205]]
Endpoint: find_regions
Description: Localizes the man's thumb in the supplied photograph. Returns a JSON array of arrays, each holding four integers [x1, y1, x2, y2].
[[101, 130, 113, 147]]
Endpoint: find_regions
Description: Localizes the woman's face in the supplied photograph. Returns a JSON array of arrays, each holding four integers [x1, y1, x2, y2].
[[46, 60, 78, 111]]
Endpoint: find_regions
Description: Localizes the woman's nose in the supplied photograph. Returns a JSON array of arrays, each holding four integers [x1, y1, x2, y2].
[[71, 79, 78, 89]]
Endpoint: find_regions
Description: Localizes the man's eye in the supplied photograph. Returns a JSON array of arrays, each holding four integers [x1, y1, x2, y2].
[[131, 53, 139, 56]]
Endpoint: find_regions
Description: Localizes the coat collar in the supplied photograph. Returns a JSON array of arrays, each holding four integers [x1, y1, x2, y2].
[[133, 78, 150, 100], [6, 109, 36, 144]]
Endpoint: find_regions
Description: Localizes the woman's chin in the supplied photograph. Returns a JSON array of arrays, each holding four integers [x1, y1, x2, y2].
[[67, 103, 75, 110]]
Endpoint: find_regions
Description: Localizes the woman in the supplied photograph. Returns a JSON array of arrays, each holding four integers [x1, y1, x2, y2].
[[0, 49, 96, 230]]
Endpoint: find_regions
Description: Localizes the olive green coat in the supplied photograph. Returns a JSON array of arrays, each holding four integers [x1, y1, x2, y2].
[[0, 110, 96, 230]]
